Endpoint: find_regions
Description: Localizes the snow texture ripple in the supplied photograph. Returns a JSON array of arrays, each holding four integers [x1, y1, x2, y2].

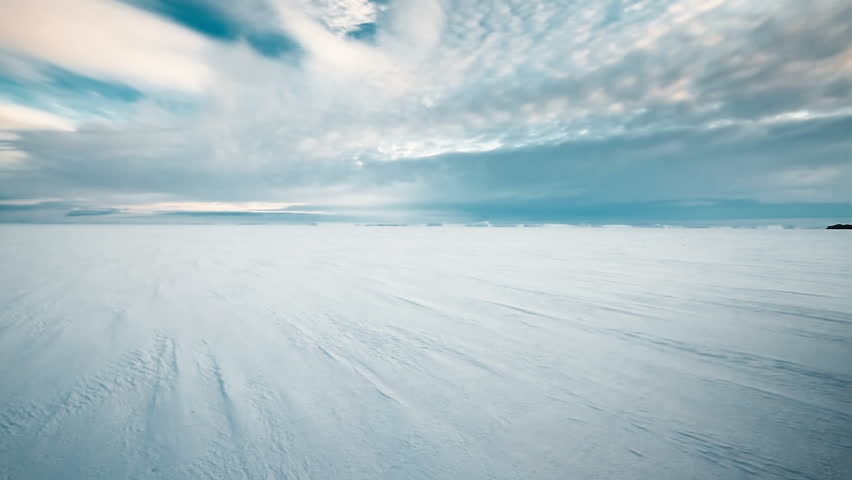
[[0, 225, 850, 479]]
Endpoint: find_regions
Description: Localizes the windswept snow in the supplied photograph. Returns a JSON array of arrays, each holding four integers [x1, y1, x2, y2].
[[0, 225, 850, 479]]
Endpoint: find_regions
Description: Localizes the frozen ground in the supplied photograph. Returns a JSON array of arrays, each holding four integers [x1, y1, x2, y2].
[[0, 225, 850, 479]]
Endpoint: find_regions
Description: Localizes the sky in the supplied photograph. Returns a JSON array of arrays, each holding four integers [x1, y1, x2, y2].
[[0, 0, 850, 225]]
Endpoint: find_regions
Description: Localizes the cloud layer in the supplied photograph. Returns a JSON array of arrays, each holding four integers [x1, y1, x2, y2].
[[1, 0, 850, 223]]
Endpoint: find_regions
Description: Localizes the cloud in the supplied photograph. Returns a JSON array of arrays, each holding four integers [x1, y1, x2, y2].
[[118, 201, 312, 214], [0, 0, 213, 92], [0, 0, 850, 224], [0, 103, 75, 131], [304, 0, 383, 35]]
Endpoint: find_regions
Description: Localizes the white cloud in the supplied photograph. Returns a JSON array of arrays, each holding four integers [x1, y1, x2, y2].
[[0, 0, 213, 92], [0, 103, 75, 131], [119, 201, 307, 213], [304, 0, 381, 34], [0, 149, 27, 167], [0, 132, 22, 142]]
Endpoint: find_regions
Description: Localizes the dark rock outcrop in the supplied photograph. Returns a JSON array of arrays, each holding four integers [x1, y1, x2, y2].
[[826, 224, 852, 229]]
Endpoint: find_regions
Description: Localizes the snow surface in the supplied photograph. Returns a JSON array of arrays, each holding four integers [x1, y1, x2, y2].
[[0, 225, 850, 479]]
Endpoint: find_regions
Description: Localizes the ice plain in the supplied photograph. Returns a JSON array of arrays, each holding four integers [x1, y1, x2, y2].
[[0, 224, 850, 479]]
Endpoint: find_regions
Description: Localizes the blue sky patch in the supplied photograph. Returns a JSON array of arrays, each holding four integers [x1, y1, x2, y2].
[[346, 23, 378, 42], [125, 0, 240, 40]]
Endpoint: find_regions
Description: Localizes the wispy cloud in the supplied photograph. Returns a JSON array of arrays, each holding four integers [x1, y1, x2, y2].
[[0, 103, 75, 131], [1, 0, 213, 91]]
